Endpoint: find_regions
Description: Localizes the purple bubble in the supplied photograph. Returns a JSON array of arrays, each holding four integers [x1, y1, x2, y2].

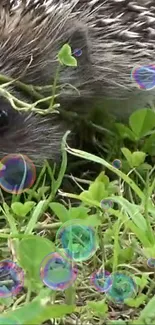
[[90, 269, 112, 292], [0, 154, 36, 194], [0, 260, 24, 298], [40, 252, 78, 291]]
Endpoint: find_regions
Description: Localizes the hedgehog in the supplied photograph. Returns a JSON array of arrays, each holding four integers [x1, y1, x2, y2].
[[0, 0, 155, 164]]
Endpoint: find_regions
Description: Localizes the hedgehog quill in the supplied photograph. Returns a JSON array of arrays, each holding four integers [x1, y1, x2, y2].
[[0, 0, 155, 163]]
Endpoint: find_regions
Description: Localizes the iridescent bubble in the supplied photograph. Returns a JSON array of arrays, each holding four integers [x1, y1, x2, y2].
[[112, 159, 122, 169], [100, 199, 114, 210], [0, 154, 36, 194], [90, 269, 112, 292], [105, 272, 137, 304], [131, 65, 155, 90], [56, 220, 98, 262], [40, 252, 78, 291], [0, 317, 19, 325], [147, 258, 155, 268], [73, 48, 82, 57], [0, 260, 24, 298]]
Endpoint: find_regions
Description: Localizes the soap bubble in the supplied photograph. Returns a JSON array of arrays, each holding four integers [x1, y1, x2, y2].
[[56, 220, 98, 262], [147, 258, 155, 268], [90, 269, 112, 292], [105, 272, 137, 304], [73, 48, 82, 57], [0, 154, 36, 194], [100, 199, 114, 210], [0, 260, 24, 298], [112, 159, 122, 169], [131, 65, 155, 90], [0, 317, 19, 325], [40, 252, 78, 291]]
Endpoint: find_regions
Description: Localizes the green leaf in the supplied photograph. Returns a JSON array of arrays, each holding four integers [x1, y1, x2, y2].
[[24, 200, 46, 234], [87, 299, 108, 317], [17, 236, 56, 284], [49, 202, 69, 222], [89, 181, 109, 202], [131, 151, 146, 167], [138, 295, 155, 322], [115, 123, 136, 141], [1, 298, 75, 325], [129, 109, 155, 139], [11, 202, 36, 217], [121, 148, 133, 166], [58, 44, 77, 67], [108, 196, 148, 231], [68, 206, 89, 220], [143, 133, 155, 155], [125, 294, 146, 308]]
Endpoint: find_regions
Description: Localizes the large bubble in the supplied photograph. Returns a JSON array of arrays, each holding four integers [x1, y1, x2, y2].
[[56, 220, 98, 262], [40, 252, 78, 291], [0, 154, 36, 194], [90, 269, 112, 292], [0, 260, 24, 298], [131, 65, 155, 90], [105, 272, 137, 304]]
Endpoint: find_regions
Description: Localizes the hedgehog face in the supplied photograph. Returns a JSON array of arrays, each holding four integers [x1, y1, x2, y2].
[[0, 97, 68, 164]]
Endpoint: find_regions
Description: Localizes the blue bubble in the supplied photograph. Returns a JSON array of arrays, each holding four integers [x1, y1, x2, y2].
[[105, 272, 137, 304], [56, 220, 98, 262], [90, 269, 112, 292], [40, 252, 78, 291], [131, 65, 155, 90], [0, 154, 36, 194], [112, 159, 122, 169], [0, 260, 24, 298], [147, 258, 155, 268], [73, 48, 82, 57]]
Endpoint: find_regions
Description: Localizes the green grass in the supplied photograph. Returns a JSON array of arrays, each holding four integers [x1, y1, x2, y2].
[[0, 44, 155, 325], [0, 119, 155, 325]]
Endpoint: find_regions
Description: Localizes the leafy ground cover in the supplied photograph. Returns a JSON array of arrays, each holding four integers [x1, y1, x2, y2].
[[0, 45, 155, 325]]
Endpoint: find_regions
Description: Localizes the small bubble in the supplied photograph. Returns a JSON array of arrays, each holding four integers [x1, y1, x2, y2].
[[131, 65, 155, 90], [147, 258, 155, 268], [73, 48, 82, 57], [100, 199, 114, 210], [90, 269, 112, 292], [40, 252, 78, 291], [0, 154, 36, 194], [56, 219, 98, 262], [112, 159, 122, 169], [0, 260, 24, 298], [105, 272, 137, 304]]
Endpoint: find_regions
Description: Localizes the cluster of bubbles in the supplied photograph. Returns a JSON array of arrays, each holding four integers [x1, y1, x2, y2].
[[0, 260, 24, 298], [0, 154, 36, 194], [90, 270, 137, 304], [39, 219, 98, 290], [131, 65, 155, 90]]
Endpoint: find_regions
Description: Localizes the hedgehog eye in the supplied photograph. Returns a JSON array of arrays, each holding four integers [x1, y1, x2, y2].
[[0, 109, 9, 128]]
